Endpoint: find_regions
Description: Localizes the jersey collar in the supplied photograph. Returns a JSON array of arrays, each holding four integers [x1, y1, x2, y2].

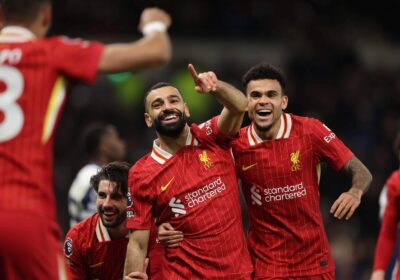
[[0, 26, 36, 42], [96, 216, 111, 242], [247, 113, 293, 146], [150, 129, 199, 165]]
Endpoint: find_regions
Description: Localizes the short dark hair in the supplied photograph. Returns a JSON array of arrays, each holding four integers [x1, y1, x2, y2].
[[143, 82, 180, 111], [90, 161, 130, 195], [80, 123, 114, 158], [1, 0, 51, 25], [242, 63, 286, 93]]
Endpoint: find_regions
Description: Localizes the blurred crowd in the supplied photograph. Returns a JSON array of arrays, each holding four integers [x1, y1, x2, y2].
[[51, 1, 400, 279]]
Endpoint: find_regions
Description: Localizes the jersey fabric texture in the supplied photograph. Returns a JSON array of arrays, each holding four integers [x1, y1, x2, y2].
[[64, 213, 128, 280], [232, 113, 353, 278], [127, 117, 253, 279]]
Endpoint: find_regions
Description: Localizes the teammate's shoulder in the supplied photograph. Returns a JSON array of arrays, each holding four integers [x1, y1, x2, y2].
[[387, 170, 400, 192], [129, 153, 155, 173], [67, 213, 97, 238]]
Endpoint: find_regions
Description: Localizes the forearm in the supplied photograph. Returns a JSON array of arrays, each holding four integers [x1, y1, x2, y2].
[[98, 33, 171, 74], [343, 156, 372, 196], [212, 80, 247, 114], [124, 230, 149, 276]]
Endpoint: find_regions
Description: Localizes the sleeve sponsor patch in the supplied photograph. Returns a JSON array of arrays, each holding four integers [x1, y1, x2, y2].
[[64, 238, 73, 257]]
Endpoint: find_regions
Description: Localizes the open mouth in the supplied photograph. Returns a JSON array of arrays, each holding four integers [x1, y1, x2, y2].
[[160, 112, 181, 124], [256, 109, 272, 117]]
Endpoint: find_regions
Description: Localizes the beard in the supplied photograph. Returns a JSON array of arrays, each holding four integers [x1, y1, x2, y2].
[[154, 109, 187, 137], [99, 207, 126, 228], [254, 122, 273, 132]]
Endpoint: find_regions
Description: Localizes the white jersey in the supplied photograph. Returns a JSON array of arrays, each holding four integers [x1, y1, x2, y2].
[[68, 163, 100, 226]]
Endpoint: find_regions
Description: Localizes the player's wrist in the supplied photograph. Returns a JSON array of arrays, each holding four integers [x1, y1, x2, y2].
[[142, 21, 167, 36]]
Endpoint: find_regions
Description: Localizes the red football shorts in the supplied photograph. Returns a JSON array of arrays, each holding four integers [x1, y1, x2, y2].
[[0, 212, 70, 280]]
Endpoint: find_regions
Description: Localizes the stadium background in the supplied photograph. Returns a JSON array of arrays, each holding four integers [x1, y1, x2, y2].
[[50, 1, 400, 279]]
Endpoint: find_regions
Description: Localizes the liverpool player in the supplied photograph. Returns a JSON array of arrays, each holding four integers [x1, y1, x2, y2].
[[65, 162, 147, 280], [371, 131, 400, 280], [0, 0, 171, 279], [158, 63, 372, 279], [123, 64, 253, 279], [233, 63, 372, 279]]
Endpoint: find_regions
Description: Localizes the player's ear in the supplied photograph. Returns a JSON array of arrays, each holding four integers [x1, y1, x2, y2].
[[183, 103, 190, 118], [41, 3, 52, 30], [281, 95, 288, 110], [144, 113, 153, 128]]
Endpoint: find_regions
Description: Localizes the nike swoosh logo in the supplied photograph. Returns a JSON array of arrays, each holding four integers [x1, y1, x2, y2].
[[161, 177, 175, 192], [242, 163, 257, 171]]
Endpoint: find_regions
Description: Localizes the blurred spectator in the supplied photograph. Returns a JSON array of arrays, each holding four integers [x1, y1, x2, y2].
[[69, 123, 126, 226]]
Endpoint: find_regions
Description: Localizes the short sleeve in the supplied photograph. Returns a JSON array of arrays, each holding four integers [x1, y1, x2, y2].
[[126, 167, 156, 230], [309, 118, 353, 171], [64, 228, 86, 280], [196, 116, 236, 149], [49, 36, 104, 84]]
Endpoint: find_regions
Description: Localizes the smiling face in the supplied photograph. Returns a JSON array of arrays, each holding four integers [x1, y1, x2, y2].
[[246, 79, 288, 139], [144, 85, 190, 137], [96, 180, 127, 229]]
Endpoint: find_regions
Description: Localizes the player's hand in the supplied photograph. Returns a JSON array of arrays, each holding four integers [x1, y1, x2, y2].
[[157, 223, 183, 247], [188, 64, 218, 94], [124, 259, 149, 280], [139, 8, 172, 32], [330, 188, 362, 220], [370, 270, 385, 280]]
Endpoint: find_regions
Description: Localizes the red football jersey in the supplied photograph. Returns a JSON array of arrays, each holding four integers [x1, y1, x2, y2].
[[232, 113, 353, 278], [373, 170, 400, 276], [0, 27, 103, 221], [64, 213, 128, 280], [127, 117, 253, 279]]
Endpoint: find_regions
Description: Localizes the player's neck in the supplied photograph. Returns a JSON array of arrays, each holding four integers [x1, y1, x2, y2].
[[254, 118, 281, 141], [156, 125, 190, 154], [107, 224, 128, 240]]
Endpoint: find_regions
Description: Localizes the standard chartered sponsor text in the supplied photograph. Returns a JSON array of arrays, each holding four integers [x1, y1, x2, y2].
[[185, 177, 226, 207], [264, 182, 306, 202]]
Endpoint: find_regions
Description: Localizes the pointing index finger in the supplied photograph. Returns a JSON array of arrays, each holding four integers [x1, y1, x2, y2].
[[188, 63, 199, 82]]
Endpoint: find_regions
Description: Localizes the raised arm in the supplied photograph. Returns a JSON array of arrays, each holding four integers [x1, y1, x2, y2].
[[124, 230, 150, 277], [98, 8, 172, 74], [188, 64, 247, 136], [330, 156, 372, 220]]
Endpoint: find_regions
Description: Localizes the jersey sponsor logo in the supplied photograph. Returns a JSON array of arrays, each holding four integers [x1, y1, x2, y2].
[[64, 238, 73, 257], [250, 182, 307, 205], [242, 163, 257, 171], [290, 150, 302, 171], [127, 189, 133, 208], [200, 119, 213, 136], [324, 132, 336, 143], [250, 186, 262, 205], [169, 197, 186, 217], [169, 177, 227, 216], [161, 177, 175, 192], [127, 210, 135, 218], [199, 150, 213, 170], [322, 123, 336, 143], [185, 177, 226, 208]]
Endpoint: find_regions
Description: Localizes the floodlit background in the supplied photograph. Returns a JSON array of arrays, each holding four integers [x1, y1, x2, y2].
[[51, 1, 400, 279]]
